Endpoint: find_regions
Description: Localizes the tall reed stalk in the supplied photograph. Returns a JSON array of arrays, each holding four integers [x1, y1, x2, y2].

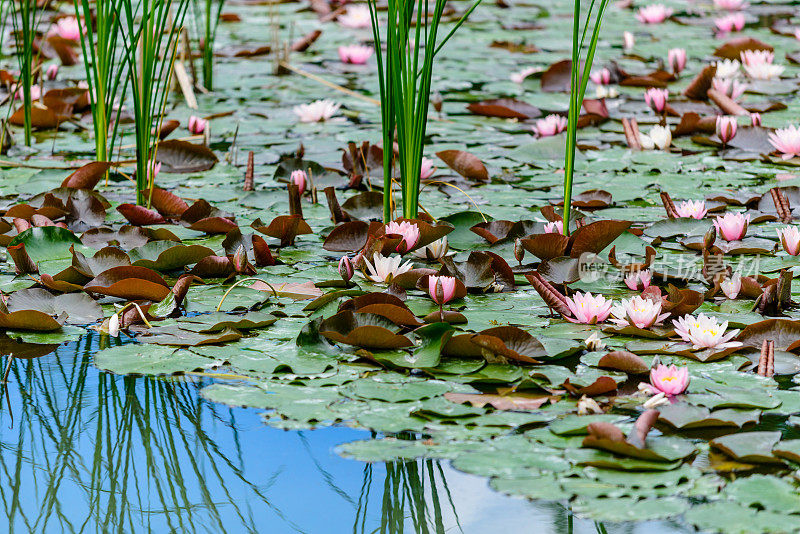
[[75, 0, 129, 167], [10, 0, 41, 146], [368, 0, 481, 222], [562, 0, 609, 235], [192, 0, 225, 90], [120, 0, 189, 205]]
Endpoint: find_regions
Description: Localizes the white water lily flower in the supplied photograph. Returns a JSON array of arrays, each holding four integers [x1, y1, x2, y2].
[[360, 253, 413, 284], [584, 332, 606, 351], [293, 99, 341, 123], [108, 313, 120, 337], [714, 59, 740, 78], [577, 395, 604, 415], [412, 236, 449, 260], [643, 392, 671, 409], [743, 62, 784, 80], [337, 5, 371, 28], [673, 313, 741, 350], [640, 125, 672, 150], [595, 85, 619, 99]]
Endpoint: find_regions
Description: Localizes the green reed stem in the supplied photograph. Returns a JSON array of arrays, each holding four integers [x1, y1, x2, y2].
[[120, 0, 189, 205], [75, 0, 129, 169], [193, 0, 224, 90], [562, 0, 608, 236], [369, 0, 481, 222], [10, 0, 40, 147]]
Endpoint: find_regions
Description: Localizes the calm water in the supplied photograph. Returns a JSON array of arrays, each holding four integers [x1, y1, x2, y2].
[[0, 334, 693, 534]]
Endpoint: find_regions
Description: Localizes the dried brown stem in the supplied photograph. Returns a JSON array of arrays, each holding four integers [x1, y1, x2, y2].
[[707, 88, 748, 116], [660, 192, 678, 219], [288, 183, 303, 219], [525, 272, 571, 317], [621, 117, 641, 150], [770, 187, 791, 223], [243, 151, 254, 191], [324, 186, 347, 223]]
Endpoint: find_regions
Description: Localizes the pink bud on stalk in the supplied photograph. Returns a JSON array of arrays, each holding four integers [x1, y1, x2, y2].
[[668, 48, 687, 75], [290, 170, 307, 195], [428, 275, 457, 321], [644, 88, 668, 114], [623, 31, 635, 52], [188, 115, 208, 135], [716, 116, 737, 146], [338, 255, 354, 282], [778, 226, 800, 256]]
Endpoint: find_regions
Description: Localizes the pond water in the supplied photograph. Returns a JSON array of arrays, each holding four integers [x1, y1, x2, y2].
[[0, 336, 692, 534]]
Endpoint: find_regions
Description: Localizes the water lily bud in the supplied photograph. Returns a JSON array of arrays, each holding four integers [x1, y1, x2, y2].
[[290, 170, 307, 195], [435, 277, 445, 305], [585, 332, 606, 351], [431, 91, 443, 113], [46, 64, 59, 80], [338, 255, 354, 282], [108, 313, 120, 337], [704, 225, 717, 249], [514, 238, 525, 264], [750, 112, 761, 127]]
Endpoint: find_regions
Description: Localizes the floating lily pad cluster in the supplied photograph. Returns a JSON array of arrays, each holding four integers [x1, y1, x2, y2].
[[4, 0, 800, 531]]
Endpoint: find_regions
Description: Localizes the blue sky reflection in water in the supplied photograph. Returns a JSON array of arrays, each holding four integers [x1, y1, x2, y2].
[[0, 333, 690, 534]]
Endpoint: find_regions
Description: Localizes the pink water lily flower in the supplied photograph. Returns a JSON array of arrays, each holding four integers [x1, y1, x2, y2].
[[15, 84, 41, 101], [188, 115, 208, 135], [532, 114, 567, 137], [714, 0, 747, 10], [610, 295, 669, 329], [750, 113, 761, 127], [293, 99, 341, 123], [544, 221, 564, 234], [769, 125, 800, 160], [420, 157, 436, 180], [636, 4, 673, 24], [385, 220, 420, 252], [668, 48, 686, 74], [715, 12, 745, 33], [713, 212, 749, 241], [46, 64, 59, 81], [146, 161, 161, 182], [510, 66, 538, 84], [720, 273, 741, 299], [624, 269, 651, 291], [623, 31, 635, 51], [338, 44, 373, 64], [337, 5, 371, 28], [716, 116, 737, 145], [673, 313, 741, 350], [52, 16, 81, 41], [778, 226, 800, 255], [564, 292, 613, 324], [712, 77, 747, 100], [647, 364, 690, 396], [674, 200, 707, 219], [290, 169, 307, 195], [644, 88, 668, 113], [590, 68, 612, 85], [428, 275, 457, 305]]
